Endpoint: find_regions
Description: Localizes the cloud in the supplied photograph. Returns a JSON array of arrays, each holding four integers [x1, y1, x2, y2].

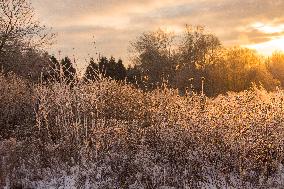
[[31, 0, 284, 68]]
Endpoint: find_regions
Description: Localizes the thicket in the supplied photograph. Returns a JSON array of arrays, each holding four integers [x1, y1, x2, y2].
[[1, 72, 284, 188]]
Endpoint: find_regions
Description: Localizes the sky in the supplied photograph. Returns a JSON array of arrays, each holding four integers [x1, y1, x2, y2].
[[31, 0, 284, 70]]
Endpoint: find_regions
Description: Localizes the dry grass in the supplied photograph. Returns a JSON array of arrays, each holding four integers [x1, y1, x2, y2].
[[1, 72, 284, 188]]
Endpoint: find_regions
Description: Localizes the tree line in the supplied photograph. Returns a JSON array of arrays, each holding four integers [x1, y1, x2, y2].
[[1, 0, 284, 96], [126, 26, 284, 96], [79, 26, 284, 97]]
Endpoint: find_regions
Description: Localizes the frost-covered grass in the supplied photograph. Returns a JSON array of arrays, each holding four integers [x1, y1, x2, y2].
[[1, 72, 284, 188]]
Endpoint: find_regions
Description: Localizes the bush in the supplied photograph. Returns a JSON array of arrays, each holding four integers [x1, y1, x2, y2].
[[0, 72, 35, 139], [1, 76, 284, 188]]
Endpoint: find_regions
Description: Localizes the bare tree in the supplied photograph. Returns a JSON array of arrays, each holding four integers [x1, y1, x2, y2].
[[130, 29, 176, 89], [0, 0, 55, 54]]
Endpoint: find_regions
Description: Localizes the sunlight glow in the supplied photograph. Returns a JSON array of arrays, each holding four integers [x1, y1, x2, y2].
[[251, 22, 284, 34], [245, 22, 284, 55], [246, 36, 284, 55]]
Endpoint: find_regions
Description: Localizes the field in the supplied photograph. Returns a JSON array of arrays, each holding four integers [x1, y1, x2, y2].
[[1, 72, 284, 188]]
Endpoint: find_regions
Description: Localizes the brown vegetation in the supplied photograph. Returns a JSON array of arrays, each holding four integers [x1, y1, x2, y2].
[[1, 72, 284, 188]]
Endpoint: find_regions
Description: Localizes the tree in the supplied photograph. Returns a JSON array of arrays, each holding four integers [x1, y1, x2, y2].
[[84, 56, 127, 82], [130, 26, 223, 92], [130, 29, 176, 89], [204, 53, 228, 96], [0, 0, 55, 81], [129, 26, 279, 95], [224, 48, 261, 91], [107, 56, 117, 78], [98, 56, 109, 76], [209, 47, 279, 94], [246, 63, 280, 91], [44, 55, 60, 82], [84, 57, 99, 81], [126, 64, 143, 87], [61, 56, 76, 84], [178, 25, 221, 69], [267, 52, 284, 87], [0, 0, 54, 54], [175, 25, 222, 93], [115, 59, 126, 81], [0, 46, 51, 81]]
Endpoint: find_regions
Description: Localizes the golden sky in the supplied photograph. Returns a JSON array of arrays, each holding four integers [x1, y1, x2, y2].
[[32, 0, 284, 67]]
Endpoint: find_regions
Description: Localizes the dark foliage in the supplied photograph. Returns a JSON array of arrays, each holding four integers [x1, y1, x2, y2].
[[84, 56, 127, 82]]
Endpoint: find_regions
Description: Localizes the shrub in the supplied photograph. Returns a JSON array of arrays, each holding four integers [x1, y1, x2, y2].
[[1, 76, 284, 188], [0, 72, 35, 139]]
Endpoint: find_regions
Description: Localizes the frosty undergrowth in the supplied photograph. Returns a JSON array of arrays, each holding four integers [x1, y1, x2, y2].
[[1, 73, 284, 188]]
